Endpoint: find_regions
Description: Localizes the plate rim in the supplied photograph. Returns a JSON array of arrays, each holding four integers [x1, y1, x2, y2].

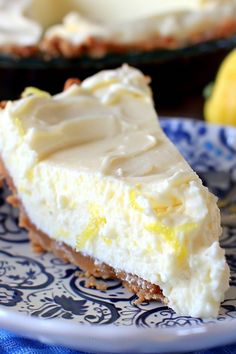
[[0, 304, 236, 353], [160, 116, 236, 131]]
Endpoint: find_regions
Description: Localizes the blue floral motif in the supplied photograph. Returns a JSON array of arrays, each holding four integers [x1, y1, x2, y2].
[[0, 284, 23, 306], [0, 191, 28, 243], [30, 294, 88, 320], [70, 276, 121, 324], [197, 124, 207, 136], [54, 295, 88, 315], [0, 250, 54, 289], [157, 316, 202, 328], [162, 121, 194, 146], [221, 228, 236, 250], [134, 305, 205, 328], [220, 298, 236, 319], [219, 128, 236, 154], [21, 285, 121, 324], [116, 305, 141, 326], [226, 254, 236, 287], [160, 119, 236, 177]]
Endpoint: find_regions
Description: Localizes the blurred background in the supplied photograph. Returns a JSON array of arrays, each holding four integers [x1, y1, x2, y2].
[[1, 0, 236, 123]]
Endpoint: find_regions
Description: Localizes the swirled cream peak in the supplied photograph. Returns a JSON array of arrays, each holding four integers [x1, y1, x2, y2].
[[9, 64, 160, 178]]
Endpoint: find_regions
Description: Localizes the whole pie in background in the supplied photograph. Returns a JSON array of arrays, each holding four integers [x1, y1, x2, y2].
[[1, 0, 236, 58]]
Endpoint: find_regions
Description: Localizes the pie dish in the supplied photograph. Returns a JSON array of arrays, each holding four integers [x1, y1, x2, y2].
[[1, 0, 236, 58], [1, 35, 236, 107], [0, 65, 229, 317]]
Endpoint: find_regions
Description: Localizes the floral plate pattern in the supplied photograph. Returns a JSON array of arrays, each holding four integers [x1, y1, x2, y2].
[[0, 118, 236, 353]]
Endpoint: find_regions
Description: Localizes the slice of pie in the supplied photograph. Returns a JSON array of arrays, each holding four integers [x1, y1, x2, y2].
[[0, 65, 229, 317]]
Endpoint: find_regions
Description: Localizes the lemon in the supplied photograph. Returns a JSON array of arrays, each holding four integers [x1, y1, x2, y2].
[[204, 49, 236, 126]]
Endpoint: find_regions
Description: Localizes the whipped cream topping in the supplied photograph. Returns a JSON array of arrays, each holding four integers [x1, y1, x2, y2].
[[44, 0, 236, 46], [0, 65, 230, 317], [0, 0, 31, 13], [0, 0, 41, 47], [10, 65, 159, 177]]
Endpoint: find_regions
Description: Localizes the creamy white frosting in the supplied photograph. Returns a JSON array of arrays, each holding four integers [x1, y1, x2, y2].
[[0, 65, 230, 317], [0, 0, 41, 47], [0, 11, 41, 46], [0, 0, 31, 12], [44, 0, 236, 46]]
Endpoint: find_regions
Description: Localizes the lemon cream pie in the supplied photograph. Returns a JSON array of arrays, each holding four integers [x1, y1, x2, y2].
[[42, 0, 236, 57], [1, 0, 236, 58], [0, 65, 229, 317]]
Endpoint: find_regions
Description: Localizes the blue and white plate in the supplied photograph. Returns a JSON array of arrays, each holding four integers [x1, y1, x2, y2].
[[0, 118, 236, 353]]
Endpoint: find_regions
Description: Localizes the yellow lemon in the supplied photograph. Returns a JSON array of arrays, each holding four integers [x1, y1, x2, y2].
[[204, 49, 236, 126]]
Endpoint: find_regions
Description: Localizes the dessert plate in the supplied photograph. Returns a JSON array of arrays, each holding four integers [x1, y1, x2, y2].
[[0, 118, 235, 353]]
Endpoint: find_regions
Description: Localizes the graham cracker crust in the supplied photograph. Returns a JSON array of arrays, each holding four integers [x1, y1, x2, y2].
[[41, 18, 236, 58], [1, 16, 236, 58], [0, 158, 164, 304], [0, 44, 38, 58]]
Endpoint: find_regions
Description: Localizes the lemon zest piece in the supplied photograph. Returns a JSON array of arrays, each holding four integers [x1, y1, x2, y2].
[[26, 169, 34, 182], [152, 196, 182, 216], [129, 189, 144, 212], [77, 204, 106, 250], [56, 228, 70, 238], [176, 223, 197, 233], [58, 195, 77, 209], [18, 186, 31, 195], [145, 244, 154, 254], [145, 222, 196, 262], [153, 206, 168, 214], [21, 87, 50, 99], [13, 117, 25, 136], [102, 236, 112, 246]]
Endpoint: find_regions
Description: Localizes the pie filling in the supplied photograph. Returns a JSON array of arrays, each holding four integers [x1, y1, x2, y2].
[[0, 65, 230, 317], [0, 158, 164, 303], [26, 208, 165, 303]]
